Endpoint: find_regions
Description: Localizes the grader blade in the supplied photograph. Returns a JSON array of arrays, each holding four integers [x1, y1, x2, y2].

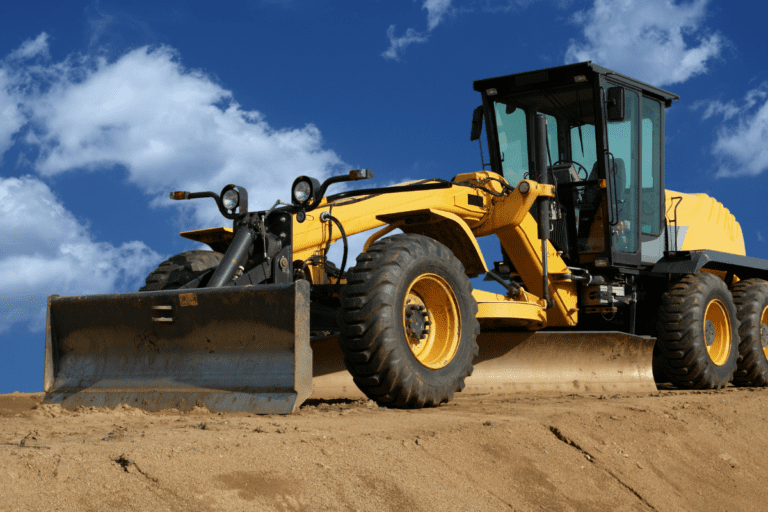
[[466, 331, 657, 394], [44, 281, 311, 414], [309, 331, 656, 400]]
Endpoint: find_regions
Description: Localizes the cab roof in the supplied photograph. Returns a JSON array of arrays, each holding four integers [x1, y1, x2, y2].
[[473, 61, 680, 107]]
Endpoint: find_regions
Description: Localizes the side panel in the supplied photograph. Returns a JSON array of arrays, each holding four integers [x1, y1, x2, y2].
[[665, 190, 745, 256], [652, 250, 768, 281]]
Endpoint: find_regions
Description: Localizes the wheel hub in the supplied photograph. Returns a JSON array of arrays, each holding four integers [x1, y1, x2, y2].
[[703, 299, 731, 366], [705, 319, 716, 347], [401, 273, 461, 370], [405, 303, 431, 342], [761, 323, 768, 349]]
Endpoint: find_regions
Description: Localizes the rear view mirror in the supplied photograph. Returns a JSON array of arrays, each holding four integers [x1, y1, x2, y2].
[[607, 87, 625, 122], [470, 105, 484, 141]]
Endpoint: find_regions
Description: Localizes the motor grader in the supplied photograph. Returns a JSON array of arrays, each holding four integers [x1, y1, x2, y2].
[[44, 62, 768, 414]]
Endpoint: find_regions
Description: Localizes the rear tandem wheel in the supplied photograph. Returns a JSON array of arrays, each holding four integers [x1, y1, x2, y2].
[[731, 278, 768, 387], [656, 271, 739, 389], [338, 234, 480, 408]]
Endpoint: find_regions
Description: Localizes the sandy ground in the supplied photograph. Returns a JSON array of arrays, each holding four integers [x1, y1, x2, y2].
[[2, 387, 768, 512]]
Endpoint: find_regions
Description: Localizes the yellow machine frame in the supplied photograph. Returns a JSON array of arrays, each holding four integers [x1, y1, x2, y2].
[[182, 172, 576, 331]]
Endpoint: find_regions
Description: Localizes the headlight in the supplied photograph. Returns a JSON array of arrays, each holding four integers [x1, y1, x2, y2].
[[222, 189, 240, 210], [293, 181, 311, 202], [291, 176, 321, 205]]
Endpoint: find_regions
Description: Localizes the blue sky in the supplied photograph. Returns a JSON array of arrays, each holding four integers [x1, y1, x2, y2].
[[2, 0, 767, 393]]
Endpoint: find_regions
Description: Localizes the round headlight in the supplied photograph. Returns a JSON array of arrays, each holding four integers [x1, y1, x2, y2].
[[293, 180, 312, 203], [222, 189, 240, 210]]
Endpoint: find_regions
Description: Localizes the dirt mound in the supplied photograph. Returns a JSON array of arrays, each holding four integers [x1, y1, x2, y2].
[[2, 388, 768, 511]]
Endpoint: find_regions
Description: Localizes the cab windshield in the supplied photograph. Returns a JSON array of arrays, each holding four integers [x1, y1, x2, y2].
[[492, 84, 596, 185], [491, 84, 605, 260]]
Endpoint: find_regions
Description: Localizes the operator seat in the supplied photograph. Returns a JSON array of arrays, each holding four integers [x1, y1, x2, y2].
[[576, 158, 627, 251]]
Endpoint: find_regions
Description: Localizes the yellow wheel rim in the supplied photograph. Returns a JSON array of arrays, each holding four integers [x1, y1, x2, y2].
[[402, 273, 461, 369], [703, 299, 732, 366], [761, 306, 768, 360]]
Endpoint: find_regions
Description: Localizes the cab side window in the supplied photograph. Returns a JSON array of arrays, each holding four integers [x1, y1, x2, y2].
[[606, 89, 639, 254], [494, 104, 529, 186], [641, 99, 662, 235]]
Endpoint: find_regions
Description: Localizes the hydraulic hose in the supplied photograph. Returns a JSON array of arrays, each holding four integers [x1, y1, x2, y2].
[[321, 212, 348, 278]]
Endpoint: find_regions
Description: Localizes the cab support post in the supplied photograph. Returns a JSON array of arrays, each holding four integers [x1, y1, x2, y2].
[[534, 113, 553, 309]]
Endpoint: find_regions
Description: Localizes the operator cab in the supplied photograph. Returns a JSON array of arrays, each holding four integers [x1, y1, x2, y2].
[[472, 62, 678, 271]]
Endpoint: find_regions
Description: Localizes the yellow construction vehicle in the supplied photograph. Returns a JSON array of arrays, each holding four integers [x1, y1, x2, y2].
[[44, 62, 768, 414]]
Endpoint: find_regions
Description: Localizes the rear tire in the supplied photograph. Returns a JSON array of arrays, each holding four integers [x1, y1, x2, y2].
[[339, 234, 479, 408], [731, 278, 768, 387], [657, 272, 738, 389], [139, 250, 224, 291]]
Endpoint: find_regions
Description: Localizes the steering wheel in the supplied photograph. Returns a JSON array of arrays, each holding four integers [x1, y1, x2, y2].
[[554, 160, 589, 180]]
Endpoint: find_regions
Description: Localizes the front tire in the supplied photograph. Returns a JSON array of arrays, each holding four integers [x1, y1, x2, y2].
[[140, 250, 224, 291], [731, 278, 768, 387], [339, 234, 480, 408], [657, 272, 739, 389]]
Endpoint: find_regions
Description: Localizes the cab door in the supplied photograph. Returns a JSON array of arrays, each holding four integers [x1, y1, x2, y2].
[[605, 86, 641, 266], [639, 97, 666, 265]]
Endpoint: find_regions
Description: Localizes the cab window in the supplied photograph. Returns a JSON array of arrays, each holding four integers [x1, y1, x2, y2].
[[494, 104, 528, 186], [538, 113, 558, 165], [570, 123, 598, 177], [606, 89, 639, 254], [641, 99, 662, 235]]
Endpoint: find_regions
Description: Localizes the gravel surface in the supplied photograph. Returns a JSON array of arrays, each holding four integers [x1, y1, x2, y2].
[[2, 387, 767, 511]]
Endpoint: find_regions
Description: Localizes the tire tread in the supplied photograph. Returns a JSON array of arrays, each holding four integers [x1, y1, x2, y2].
[[139, 250, 224, 291], [338, 234, 479, 408], [731, 278, 768, 386], [656, 272, 738, 389]]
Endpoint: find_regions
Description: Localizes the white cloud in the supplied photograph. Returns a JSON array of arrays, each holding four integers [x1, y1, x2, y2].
[[382, 26, 429, 61], [0, 34, 351, 332], [0, 35, 45, 157], [1, 35, 346, 228], [0, 69, 25, 157], [565, 0, 723, 87], [0, 175, 161, 333], [693, 88, 768, 122], [86, 6, 115, 48], [382, 0, 453, 61], [693, 99, 740, 121], [8, 33, 50, 61], [424, 0, 453, 30], [474, 0, 575, 14], [706, 85, 768, 178]]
